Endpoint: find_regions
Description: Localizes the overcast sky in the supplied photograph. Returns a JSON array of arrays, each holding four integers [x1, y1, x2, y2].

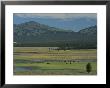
[[14, 13, 97, 31], [15, 13, 97, 20]]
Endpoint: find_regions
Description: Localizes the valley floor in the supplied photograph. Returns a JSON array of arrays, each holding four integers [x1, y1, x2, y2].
[[14, 47, 97, 75]]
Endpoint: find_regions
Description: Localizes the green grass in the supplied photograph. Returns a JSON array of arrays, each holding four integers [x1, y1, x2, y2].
[[14, 47, 97, 75], [15, 62, 96, 70], [14, 62, 97, 75]]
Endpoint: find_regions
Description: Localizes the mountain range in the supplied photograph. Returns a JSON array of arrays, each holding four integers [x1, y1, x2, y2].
[[14, 21, 97, 49]]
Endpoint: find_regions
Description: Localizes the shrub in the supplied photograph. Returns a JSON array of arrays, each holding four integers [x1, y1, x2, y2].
[[46, 62, 50, 64], [86, 63, 92, 73]]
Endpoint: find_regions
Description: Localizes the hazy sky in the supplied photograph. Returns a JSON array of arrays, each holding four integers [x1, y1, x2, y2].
[[14, 13, 97, 31], [15, 13, 96, 19]]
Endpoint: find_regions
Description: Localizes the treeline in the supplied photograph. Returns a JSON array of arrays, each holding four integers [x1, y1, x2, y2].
[[14, 41, 97, 49]]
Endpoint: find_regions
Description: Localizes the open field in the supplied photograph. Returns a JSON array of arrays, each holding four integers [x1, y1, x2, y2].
[[14, 47, 97, 75]]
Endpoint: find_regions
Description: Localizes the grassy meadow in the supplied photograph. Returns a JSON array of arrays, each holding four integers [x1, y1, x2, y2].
[[14, 47, 97, 75]]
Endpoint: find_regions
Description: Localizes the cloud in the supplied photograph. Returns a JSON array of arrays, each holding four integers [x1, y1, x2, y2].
[[14, 13, 97, 20]]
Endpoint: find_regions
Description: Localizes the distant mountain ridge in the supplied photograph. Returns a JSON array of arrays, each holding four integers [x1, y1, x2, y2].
[[79, 25, 97, 35], [14, 21, 97, 49], [14, 21, 73, 32]]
